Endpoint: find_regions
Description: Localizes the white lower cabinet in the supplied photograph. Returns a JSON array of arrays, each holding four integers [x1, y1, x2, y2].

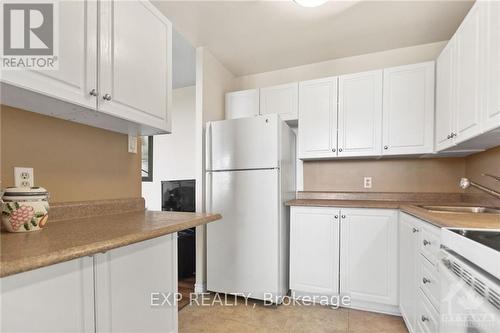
[[399, 212, 441, 333], [399, 212, 420, 333], [1, 234, 178, 333], [290, 206, 340, 297], [340, 208, 399, 313], [1, 257, 95, 333], [290, 206, 398, 313], [95, 234, 178, 333]]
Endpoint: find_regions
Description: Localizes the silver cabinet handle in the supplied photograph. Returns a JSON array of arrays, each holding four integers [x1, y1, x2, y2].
[[89, 89, 98, 97], [423, 239, 431, 246], [338, 148, 343, 152], [103, 93, 112, 101], [334, 215, 339, 219], [412, 227, 419, 233], [421, 315, 429, 322], [384, 145, 388, 150], [422, 277, 431, 284], [332, 148, 336, 152], [341, 215, 346, 219]]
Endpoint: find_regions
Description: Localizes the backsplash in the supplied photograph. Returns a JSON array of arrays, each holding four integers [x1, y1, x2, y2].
[[303, 147, 500, 194], [1, 105, 141, 202]]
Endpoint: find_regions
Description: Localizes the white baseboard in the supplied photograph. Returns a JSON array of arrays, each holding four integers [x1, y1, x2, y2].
[[194, 283, 207, 294]]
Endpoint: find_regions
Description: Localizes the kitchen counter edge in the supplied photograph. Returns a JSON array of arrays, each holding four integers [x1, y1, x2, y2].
[[1, 211, 222, 278]]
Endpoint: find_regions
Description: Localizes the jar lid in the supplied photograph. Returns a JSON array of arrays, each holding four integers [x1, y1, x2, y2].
[[3, 187, 49, 197]]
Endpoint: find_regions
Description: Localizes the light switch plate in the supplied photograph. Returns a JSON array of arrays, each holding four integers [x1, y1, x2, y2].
[[128, 135, 137, 154], [364, 177, 372, 189], [14, 167, 34, 187]]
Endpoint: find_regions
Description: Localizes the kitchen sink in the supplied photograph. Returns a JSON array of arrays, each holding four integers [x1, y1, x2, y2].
[[419, 205, 500, 214]]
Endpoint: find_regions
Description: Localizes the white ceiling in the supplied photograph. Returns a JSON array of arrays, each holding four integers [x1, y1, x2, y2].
[[154, 0, 474, 76]]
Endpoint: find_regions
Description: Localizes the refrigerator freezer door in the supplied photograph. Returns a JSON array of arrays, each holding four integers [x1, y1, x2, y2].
[[206, 169, 280, 300], [206, 115, 279, 171]]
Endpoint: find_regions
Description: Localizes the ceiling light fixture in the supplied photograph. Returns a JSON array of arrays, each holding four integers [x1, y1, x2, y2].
[[294, 0, 329, 8]]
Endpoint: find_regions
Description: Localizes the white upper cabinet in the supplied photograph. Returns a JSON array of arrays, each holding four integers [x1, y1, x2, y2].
[[454, 3, 483, 143], [290, 206, 340, 297], [0, 0, 172, 135], [1, 0, 97, 110], [298, 77, 338, 159], [225, 89, 260, 119], [99, 0, 172, 132], [484, 0, 500, 132], [259, 83, 298, 121], [382, 62, 435, 155], [434, 1, 500, 153], [340, 208, 398, 312], [338, 70, 382, 157], [435, 41, 456, 151]]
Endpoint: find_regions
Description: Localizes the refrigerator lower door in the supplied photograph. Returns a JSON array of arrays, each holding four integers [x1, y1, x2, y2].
[[206, 169, 281, 302], [206, 114, 279, 171]]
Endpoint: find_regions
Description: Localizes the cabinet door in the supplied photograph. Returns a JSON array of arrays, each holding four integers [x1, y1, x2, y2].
[[0, 0, 97, 110], [338, 70, 382, 157], [99, 0, 172, 132], [298, 77, 338, 159], [399, 213, 419, 333], [484, 0, 500, 131], [94, 234, 178, 333], [382, 62, 435, 155], [435, 42, 456, 151], [1, 257, 94, 333], [259, 83, 298, 121], [454, 3, 483, 143], [340, 209, 398, 307], [290, 206, 340, 296], [225, 89, 259, 119]]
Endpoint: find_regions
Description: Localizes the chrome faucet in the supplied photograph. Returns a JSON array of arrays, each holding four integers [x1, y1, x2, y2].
[[482, 173, 500, 182], [460, 176, 500, 199]]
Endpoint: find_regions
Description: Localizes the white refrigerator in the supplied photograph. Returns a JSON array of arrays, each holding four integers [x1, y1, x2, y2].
[[205, 114, 296, 303]]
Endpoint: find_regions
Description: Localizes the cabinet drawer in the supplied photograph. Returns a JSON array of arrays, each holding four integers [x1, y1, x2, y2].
[[419, 254, 440, 311], [416, 288, 439, 333], [419, 226, 440, 265]]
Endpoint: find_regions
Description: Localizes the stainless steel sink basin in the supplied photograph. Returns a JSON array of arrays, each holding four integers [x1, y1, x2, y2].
[[419, 205, 500, 214]]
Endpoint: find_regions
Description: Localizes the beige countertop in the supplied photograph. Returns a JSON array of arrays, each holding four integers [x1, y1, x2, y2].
[[400, 205, 500, 230], [1, 210, 221, 278], [286, 197, 500, 230]]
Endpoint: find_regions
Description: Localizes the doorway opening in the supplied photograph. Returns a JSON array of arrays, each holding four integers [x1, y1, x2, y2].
[[162, 179, 196, 310]]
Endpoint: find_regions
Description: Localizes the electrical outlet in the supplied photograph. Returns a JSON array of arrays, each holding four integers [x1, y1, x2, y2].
[[14, 167, 34, 188], [364, 177, 372, 189], [128, 135, 137, 154]]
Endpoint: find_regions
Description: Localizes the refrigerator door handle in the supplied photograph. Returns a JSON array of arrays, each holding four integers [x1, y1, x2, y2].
[[205, 172, 212, 213], [205, 122, 212, 172]]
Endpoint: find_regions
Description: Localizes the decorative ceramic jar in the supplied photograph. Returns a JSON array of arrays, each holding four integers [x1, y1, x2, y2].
[[1, 187, 50, 232]]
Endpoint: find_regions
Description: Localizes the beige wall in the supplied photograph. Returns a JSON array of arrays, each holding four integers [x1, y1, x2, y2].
[[303, 157, 466, 193], [465, 146, 500, 193], [232, 41, 447, 90], [303, 147, 500, 193], [1, 105, 141, 202]]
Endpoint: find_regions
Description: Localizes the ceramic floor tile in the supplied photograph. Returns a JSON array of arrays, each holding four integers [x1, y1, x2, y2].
[[179, 294, 407, 333]]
